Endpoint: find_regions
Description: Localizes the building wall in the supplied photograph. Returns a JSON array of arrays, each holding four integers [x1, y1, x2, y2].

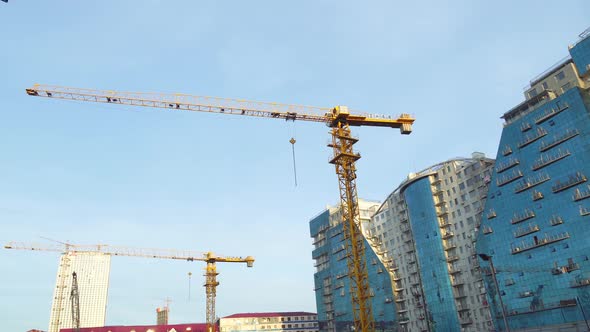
[[60, 323, 209, 332], [219, 313, 318, 332], [309, 200, 398, 332], [369, 157, 495, 332], [570, 29, 590, 77], [476, 33, 590, 332], [525, 62, 586, 100], [50, 252, 111, 332], [405, 176, 460, 331]]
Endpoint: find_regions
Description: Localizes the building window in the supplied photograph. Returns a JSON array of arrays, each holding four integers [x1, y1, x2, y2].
[[555, 71, 566, 81], [528, 87, 538, 98], [542, 82, 549, 90], [561, 82, 572, 92]]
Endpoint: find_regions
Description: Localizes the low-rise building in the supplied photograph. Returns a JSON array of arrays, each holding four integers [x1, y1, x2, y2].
[[219, 312, 318, 332]]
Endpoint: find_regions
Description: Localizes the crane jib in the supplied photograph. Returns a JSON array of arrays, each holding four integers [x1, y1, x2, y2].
[[24, 84, 415, 332]]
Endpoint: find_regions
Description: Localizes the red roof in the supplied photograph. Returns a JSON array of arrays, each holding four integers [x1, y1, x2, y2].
[[60, 323, 211, 332], [223, 312, 317, 319]]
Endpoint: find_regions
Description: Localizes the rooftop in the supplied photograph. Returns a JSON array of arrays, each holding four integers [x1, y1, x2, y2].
[[223, 311, 317, 319]]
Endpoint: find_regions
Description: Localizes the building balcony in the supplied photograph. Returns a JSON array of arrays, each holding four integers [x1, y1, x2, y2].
[[439, 219, 452, 227], [514, 173, 551, 193], [535, 102, 569, 124], [517, 127, 547, 148], [400, 227, 410, 237], [447, 255, 460, 263], [449, 266, 462, 274], [432, 185, 443, 195], [395, 297, 407, 303], [434, 197, 446, 206], [496, 169, 523, 187], [571, 278, 590, 288], [532, 149, 571, 171], [581, 206, 590, 216], [400, 214, 409, 223], [511, 209, 536, 224], [444, 241, 457, 251], [486, 209, 497, 220], [511, 232, 570, 254], [496, 158, 520, 173], [442, 232, 454, 239], [532, 190, 544, 201], [552, 172, 587, 193], [451, 277, 464, 287], [437, 207, 449, 217], [550, 216, 564, 226], [502, 145, 513, 156], [540, 128, 579, 152], [505, 298, 577, 317], [454, 291, 467, 299], [513, 223, 539, 238], [574, 185, 590, 201], [459, 317, 474, 325], [483, 226, 493, 234], [456, 303, 470, 312]]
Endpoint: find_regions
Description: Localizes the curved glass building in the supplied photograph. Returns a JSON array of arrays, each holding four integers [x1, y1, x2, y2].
[[370, 155, 495, 332], [476, 30, 590, 331]]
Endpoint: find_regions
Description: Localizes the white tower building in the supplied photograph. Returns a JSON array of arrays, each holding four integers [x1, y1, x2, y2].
[[48, 252, 110, 332]]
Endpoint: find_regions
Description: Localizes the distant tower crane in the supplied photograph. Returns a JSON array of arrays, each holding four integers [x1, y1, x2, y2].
[[5, 241, 254, 332], [70, 272, 81, 332], [25, 84, 415, 332]]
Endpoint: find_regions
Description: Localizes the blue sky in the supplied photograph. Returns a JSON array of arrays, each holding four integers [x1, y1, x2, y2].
[[1, 1, 589, 330]]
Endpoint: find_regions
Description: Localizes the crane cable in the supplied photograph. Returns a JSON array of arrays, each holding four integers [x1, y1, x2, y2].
[[290, 122, 297, 187]]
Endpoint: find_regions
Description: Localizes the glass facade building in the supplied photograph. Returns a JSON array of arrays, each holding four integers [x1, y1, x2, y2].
[[369, 156, 495, 332], [309, 199, 398, 332], [476, 32, 590, 331]]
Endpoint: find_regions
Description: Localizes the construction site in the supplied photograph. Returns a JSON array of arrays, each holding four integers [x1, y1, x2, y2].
[[2, 2, 590, 332]]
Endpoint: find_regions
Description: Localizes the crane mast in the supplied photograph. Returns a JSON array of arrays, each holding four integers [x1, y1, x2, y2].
[[25, 84, 414, 332], [70, 272, 81, 332], [5, 241, 253, 332]]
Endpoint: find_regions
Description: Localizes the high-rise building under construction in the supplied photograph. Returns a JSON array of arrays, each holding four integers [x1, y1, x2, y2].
[[476, 29, 590, 331], [48, 252, 110, 332]]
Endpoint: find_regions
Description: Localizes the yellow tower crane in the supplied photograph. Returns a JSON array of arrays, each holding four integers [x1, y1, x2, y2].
[[25, 84, 415, 332], [5, 241, 254, 332]]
